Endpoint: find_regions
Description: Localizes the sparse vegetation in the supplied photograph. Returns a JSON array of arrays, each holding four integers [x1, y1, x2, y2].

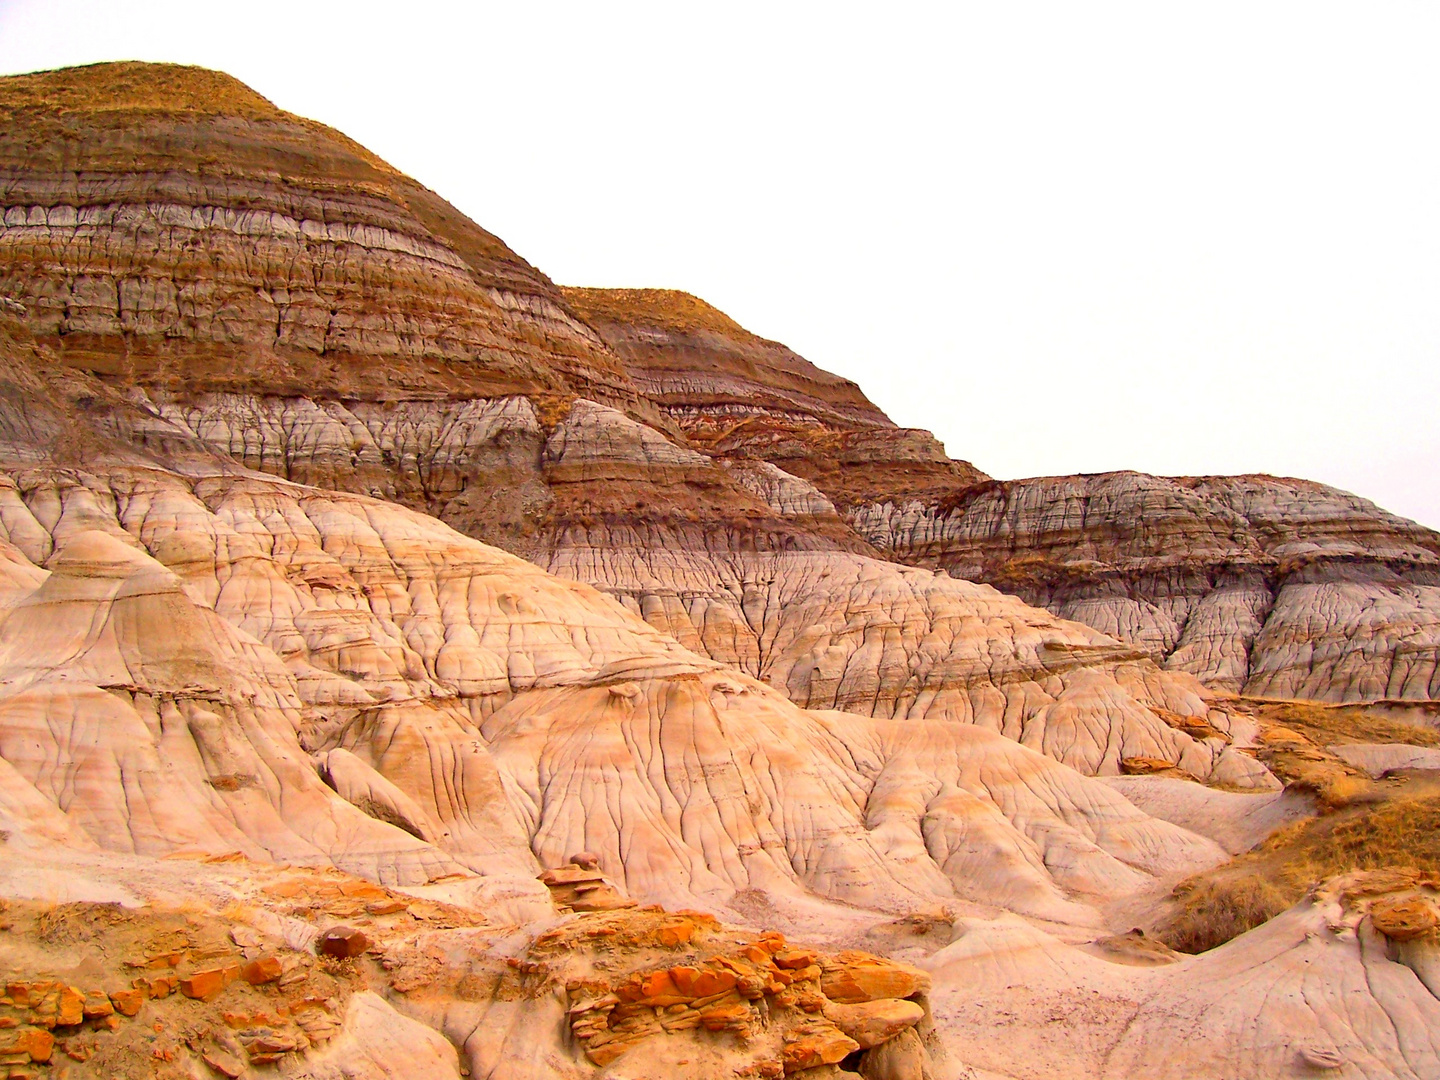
[[562, 287, 759, 341], [1159, 876, 1292, 954], [1249, 697, 1440, 749], [1158, 787, 1440, 954], [0, 60, 282, 118]]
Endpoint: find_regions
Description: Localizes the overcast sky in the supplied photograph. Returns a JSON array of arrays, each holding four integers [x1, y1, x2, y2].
[[2, 1, 1437, 525]]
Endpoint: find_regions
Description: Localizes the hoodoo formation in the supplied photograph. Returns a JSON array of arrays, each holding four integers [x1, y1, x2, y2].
[[0, 61, 1436, 1079]]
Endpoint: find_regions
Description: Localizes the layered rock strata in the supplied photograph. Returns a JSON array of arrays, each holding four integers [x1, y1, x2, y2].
[[564, 286, 990, 505], [10, 63, 1435, 717], [852, 472, 1440, 702], [84, 373, 1266, 787], [0, 324, 1239, 924], [0, 62, 644, 410]]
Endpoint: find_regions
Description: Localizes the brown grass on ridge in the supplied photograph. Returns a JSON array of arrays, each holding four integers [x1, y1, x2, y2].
[[562, 287, 760, 342], [1157, 786, 1440, 954]]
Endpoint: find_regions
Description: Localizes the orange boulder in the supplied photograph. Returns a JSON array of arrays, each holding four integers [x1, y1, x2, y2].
[[820, 954, 930, 1004], [782, 1025, 860, 1073], [825, 997, 924, 1048]]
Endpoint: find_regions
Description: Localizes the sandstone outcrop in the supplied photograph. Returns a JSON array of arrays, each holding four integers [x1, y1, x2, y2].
[[524, 910, 933, 1076], [297, 992, 463, 1080], [538, 857, 635, 912], [0, 880, 457, 1078]]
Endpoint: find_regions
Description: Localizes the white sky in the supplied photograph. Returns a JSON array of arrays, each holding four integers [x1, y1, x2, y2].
[[2, 1, 1437, 526]]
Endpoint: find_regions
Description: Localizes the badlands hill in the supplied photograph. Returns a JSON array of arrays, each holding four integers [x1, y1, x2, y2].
[[0, 61, 1436, 1080]]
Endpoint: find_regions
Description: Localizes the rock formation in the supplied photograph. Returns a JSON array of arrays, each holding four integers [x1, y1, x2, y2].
[[0, 60, 1438, 1080], [927, 869, 1440, 1079], [851, 472, 1440, 702]]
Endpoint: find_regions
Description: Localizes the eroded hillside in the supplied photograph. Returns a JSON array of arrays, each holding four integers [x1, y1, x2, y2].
[[0, 62, 1438, 1080]]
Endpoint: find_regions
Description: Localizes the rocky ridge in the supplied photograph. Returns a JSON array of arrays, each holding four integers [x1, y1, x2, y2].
[[0, 62, 645, 410], [852, 472, 1440, 702], [7, 64, 1437, 713]]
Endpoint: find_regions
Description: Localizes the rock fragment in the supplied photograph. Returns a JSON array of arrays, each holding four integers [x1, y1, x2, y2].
[[319, 927, 370, 959]]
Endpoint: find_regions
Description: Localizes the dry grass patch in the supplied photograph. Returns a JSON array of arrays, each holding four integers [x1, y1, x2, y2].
[[1246, 697, 1440, 749], [562, 288, 758, 341], [1158, 785, 1440, 954], [1158, 876, 1293, 955], [0, 60, 281, 118]]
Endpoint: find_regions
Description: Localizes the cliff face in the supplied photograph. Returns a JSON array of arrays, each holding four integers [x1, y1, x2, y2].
[[560, 288, 1440, 706], [0, 62, 640, 407], [0, 314, 1241, 924], [561, 287, 891, 431], [852, 472, 1440, 702], [566, 286, 991, 505], [5, 67, 1434, 714]]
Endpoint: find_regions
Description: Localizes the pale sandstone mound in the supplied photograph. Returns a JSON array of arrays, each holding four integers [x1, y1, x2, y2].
[[1098, 774, 1311, 854], [0, 454, 1229, 924], [1327, 742, 1440, 777], [544, 398, 713, 483], [723, 459, 841, 522], [927, 871, 1440, 1079], [0, 528, 465, 883], [852, 472, 1440, 703], [480, 679, 1227, 922], [144, 387, 1274, 786], [296, 992, 463, 1080], [546, 530, 1274, 787]]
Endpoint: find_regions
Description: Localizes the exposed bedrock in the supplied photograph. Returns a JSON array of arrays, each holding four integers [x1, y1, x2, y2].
[[852, 472, 1440, 703], [10, 68, 1432, 715], [562, 286, 992, 508], [0, 336, 1245, 922], [140, 388, 1267, 787], [561, 286, 891, 431], [0, 62, 652, 414], [928, 872, 1440, 1080], [4, 61, 1440, 1080], [0, 460, 1237, 926], [137, 390, 556, 549]]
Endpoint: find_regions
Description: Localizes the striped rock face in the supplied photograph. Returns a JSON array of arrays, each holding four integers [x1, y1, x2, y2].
[[850, 472, 1440, 702], [0, 62, 634, 406]]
